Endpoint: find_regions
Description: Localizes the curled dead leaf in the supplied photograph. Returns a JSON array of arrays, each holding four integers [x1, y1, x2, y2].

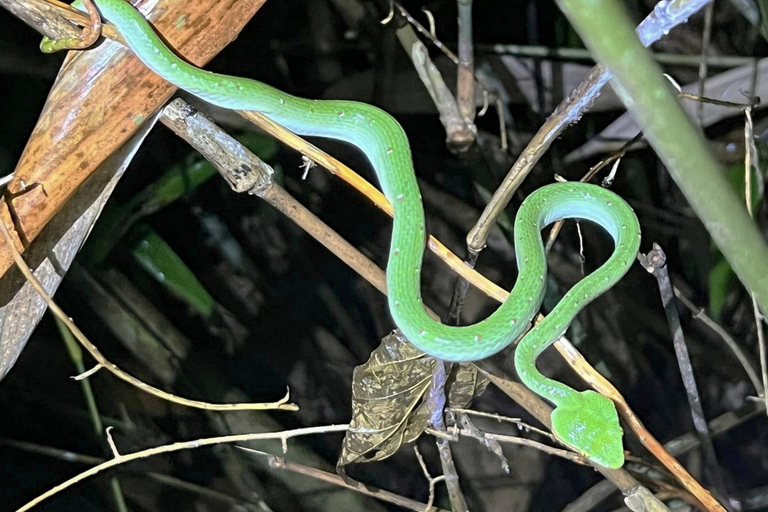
[[338, 330, 434, 467], [338, 330, 491, 469]]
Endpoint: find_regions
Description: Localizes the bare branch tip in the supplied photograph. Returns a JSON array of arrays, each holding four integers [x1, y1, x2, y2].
[[380, 1, 395, 24], [72, 364, 103, 381], [105, 427, 120, 457]]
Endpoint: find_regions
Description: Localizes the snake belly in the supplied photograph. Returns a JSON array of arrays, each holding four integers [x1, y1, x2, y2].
[[91, 2, 641, 466]]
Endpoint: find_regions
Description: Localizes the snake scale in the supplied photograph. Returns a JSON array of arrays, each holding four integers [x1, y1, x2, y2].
[[78, 0, 641, 468]]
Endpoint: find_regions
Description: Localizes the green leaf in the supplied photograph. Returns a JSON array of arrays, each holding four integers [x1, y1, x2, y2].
[[708, 155, 764, 318], [129, 224, 216, 318], [85, 132, 278, 265], [756, 0, 768, 42], [708, 258, 734, 320]]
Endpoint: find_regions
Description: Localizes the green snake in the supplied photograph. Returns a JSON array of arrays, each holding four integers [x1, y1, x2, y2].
[[76, 0, 641, 468]]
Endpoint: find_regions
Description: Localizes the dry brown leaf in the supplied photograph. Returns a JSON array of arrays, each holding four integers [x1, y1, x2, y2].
[[447, 364, 490, 408], [338, 330, 491, 468], [338, 330, 434, 466]]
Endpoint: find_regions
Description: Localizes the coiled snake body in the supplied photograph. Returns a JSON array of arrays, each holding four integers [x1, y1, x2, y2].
[[86, 0, 641, 468]]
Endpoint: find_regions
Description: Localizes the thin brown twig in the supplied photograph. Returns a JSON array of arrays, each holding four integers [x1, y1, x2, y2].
[[7, 427, 542, 512], [1, 438, 263, 510], [543, 136, 641, 253], [0, 215, 297, 412], [456, 0, 476, 124], [233, 108, 716, 505], [14, 424, 349, 512], [465, 0, 712, 254], [483, 43, 756, 68], [241, 442, 452, 512], [447, 407, 553, 440], [413, 446, 445, 512], [696, 3, 715, 125], [472, 89, 725, 510], [552, 337, 722, 512], [238, 110, 509, 301], [7, 409, 602, 512], [170, 84, 727, 511], [401, 33, 474, 149], [63, 17, 714, 508], [425, 360, 468, 512], [391, 1, 507, 144], [674, 290, 764, 396], [679, 92, 755, 109], [424, 423, 584, 463], [280, 453, 451, 512], [558, 401, 764, 512], [393, 2, 458, 64], [470, 430, 587, 465], [161, 99, 653, 501], [639, 244, 730, 504]]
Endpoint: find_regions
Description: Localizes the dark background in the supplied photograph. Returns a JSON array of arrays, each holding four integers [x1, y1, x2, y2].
[[1, 0, 767, 511]]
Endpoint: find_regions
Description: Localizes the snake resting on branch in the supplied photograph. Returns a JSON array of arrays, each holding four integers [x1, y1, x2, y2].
[[65, 0, 642, 469]]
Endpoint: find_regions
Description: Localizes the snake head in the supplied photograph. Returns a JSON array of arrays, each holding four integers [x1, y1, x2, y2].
[[551, 390, 624, 469]]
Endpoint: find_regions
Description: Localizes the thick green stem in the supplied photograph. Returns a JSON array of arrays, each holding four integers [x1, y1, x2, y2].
[[557, 0, 768, 315]]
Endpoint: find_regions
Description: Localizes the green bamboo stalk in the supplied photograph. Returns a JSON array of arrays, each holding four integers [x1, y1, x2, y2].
[[557, 0, 768, 315]]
